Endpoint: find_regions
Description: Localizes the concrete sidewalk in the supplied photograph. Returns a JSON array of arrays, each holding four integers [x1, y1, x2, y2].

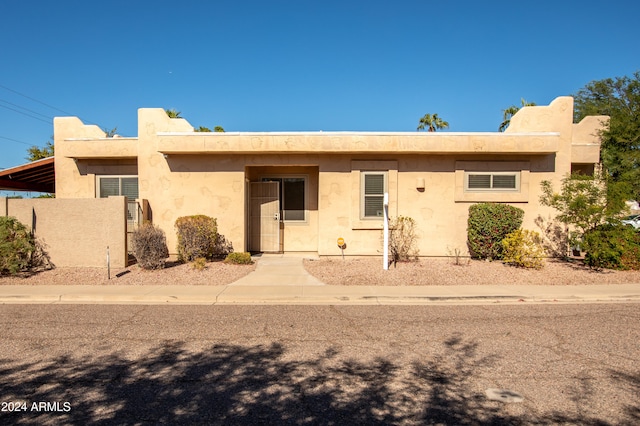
[[0, 253, 639, 305]]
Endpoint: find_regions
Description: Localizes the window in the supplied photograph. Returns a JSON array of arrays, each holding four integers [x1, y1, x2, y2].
[[97, 176, 139, 200], [465, 172, 519, 191], [261, 177, 306, 221], [361, 172, 387, 219]]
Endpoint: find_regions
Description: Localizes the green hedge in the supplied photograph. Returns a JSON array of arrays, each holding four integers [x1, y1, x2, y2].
[[583, 224, 640, 270], [467, 203, 524, 260]]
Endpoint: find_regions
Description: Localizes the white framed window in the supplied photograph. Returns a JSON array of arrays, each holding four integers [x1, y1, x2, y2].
[[97, 176, 139, 200], [465, 172, 519, 192], [360, 171, 388, 219], [261, 176, 307, 222]]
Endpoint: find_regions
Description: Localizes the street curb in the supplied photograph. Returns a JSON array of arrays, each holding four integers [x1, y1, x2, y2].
[[1, 294, 639, 306]]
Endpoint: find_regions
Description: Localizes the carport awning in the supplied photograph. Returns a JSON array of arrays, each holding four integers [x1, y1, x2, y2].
[[0, 157, 55, 193]]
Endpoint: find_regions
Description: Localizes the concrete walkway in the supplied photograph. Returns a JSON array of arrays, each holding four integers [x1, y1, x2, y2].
[[228, 253, 325, 287], [1, 254, 639, 305]]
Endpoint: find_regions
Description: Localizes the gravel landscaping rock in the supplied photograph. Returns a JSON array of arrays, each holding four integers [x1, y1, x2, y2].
[[2, 257, 639, 286], [303, 257, 640, 286], [0, 261, 256, 286]]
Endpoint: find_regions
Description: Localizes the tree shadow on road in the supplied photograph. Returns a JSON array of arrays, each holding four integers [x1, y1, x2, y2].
[[0, 335, 635, 425]]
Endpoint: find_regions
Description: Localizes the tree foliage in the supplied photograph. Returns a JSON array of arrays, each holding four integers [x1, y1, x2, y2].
[[539, 172, 628, 248], [573, 71, 640, 200], [583, 224, 640, 270], [195, 125, 225, 132], [417, 113, 449, 132], [498, 98, 536, 132], [26, 140, 54, 162], [103, 127, 118, 137], [165, 108, 182, 118]]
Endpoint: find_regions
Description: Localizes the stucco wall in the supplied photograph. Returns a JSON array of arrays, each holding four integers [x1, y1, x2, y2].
[[51, 96, 607, 259], [1, 196, 128, 268]]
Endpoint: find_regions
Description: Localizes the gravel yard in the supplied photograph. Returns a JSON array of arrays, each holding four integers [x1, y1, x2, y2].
[[2, 256, 640, 286], [0, 261, 256, 286], [303, 257, 640, 286]]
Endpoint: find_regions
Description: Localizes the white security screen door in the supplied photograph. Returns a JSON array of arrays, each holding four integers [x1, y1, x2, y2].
[[249, 181, 280, 252]]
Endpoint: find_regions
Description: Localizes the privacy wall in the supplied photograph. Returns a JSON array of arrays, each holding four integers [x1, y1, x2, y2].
[[1, 196, 128, 268]]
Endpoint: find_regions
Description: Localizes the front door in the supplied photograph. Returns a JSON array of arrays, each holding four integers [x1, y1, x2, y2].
[[249, 181, 281, 252]]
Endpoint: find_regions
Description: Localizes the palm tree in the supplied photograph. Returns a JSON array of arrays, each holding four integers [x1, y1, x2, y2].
[[165, 108, 182, 118], [499, 98, 536, 132], [194, 125, 225, 132], [417, 113, 449, 132]]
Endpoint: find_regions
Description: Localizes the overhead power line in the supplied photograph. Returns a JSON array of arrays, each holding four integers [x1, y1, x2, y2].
[[0, 135, 47, 147], [0, 98, 54, 121], [0, 82, 103, 128], [0, 102, 52, 124], [0, 83, 75, 116]]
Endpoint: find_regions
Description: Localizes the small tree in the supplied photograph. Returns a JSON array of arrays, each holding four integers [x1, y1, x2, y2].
[[539, 172, 628, 249]]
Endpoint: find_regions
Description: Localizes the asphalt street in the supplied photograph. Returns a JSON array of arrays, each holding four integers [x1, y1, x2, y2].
[[0, 303, 638, 425]]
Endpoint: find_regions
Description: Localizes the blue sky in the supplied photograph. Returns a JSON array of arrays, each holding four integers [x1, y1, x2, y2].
[[1, 0, 639, 181]]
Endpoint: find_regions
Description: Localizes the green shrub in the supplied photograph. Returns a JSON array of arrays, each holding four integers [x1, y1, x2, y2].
[[131, 223, 169, 270], [583, 224, 640, 270], [467, 203, 524, 260], [175, 215, 233, 262], [191, 257, 207, 270], [224, 252, 253, 265], [502, 229, 545, 269], [388, 216, 419, 266], [0, 216, 36, 275]]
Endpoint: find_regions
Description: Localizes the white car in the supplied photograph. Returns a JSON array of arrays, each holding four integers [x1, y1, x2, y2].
[[622, 214, 640, 229]]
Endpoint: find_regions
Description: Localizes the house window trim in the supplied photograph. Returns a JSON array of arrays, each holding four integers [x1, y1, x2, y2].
[[96, 175, 139, 200], [454, 161, 530, 203], [350, 160, 397, 230], [360, 171, 389, 220], [464, 171, 520, 193], [260, 174, 309, 223]]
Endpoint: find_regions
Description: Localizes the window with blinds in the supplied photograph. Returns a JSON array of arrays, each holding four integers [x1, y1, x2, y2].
[[361, 172, 387, 219], [465, 172, 518, 191], [97, 176, 139, 199]]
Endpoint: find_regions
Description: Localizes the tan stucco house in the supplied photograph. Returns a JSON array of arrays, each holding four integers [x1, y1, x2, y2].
[[52, 96, 607, 258]]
